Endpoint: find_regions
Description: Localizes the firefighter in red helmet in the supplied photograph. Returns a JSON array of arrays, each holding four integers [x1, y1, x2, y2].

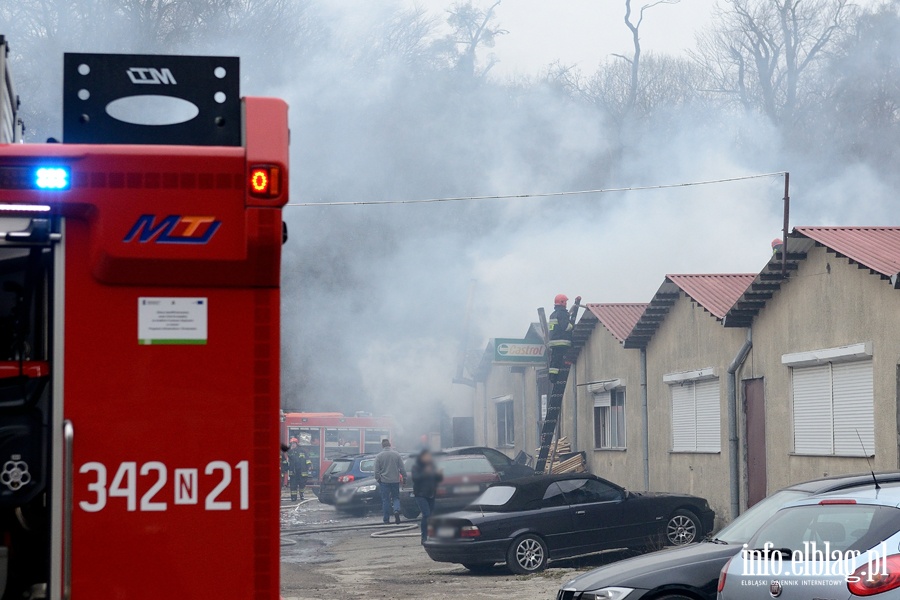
[[548, 293, 580, 383]]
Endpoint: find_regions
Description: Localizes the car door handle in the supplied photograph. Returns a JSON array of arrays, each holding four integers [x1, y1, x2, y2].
[[575, 510, 586, 515]]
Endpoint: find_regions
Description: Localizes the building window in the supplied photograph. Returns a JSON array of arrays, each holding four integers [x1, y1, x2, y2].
[[791, 360, 874, 456], [496, 400, 515, 446], [593, 389, 625, 449], [671, 379, 720, 452]]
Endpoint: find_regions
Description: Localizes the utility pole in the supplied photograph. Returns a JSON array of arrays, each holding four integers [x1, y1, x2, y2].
[[781, 172, 790, 277]]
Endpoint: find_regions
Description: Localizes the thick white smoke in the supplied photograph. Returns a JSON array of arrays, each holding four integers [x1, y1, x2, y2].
[[3, 0, 898, 446]]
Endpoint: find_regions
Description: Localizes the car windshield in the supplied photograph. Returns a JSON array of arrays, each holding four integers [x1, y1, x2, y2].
[[471, 485, 516, 507], [325, 460, 352, 475], [716, 489, 809, 543], [437, 457, 494, 476], [748, 504, 900, 554]]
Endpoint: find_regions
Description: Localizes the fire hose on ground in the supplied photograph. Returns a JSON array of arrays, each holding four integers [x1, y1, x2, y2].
[[368, 524, 420, 538], [280, 520, 423, 545], [279, 494, 424, 544]]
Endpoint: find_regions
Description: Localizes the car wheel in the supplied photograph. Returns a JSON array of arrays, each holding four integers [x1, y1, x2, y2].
[[666, 509, 701, 546], [506, 534, 548, 574], [462, 563, 494, 573], [401, 506, 420, 520]]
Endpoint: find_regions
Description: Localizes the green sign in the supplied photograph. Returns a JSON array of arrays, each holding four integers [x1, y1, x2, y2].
[[493, 338, 547, 365]]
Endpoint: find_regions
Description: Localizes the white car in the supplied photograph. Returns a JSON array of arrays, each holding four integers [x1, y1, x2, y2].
[[717, 482, 900, 599]]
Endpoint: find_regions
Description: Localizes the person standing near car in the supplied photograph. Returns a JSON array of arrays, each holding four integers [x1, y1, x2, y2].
[[287, 437, 312, 502], [374, 438, 407, 524], [411, 449, 442, 543], [280, 443, 291, 489]]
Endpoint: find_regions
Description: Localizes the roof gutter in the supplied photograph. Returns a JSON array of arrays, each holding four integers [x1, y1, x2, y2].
[[726, 328, 752, 520]]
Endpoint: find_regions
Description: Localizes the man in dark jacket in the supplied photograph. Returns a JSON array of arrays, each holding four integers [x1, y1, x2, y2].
[[287, 437, 312, 502], [411, 449, 443, 543], [548, 293, 580, 383]]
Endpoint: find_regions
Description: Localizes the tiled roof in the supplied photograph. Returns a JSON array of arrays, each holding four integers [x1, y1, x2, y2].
[[585, 303, 648, 343], [724, 226, 900, 327], [666, 274, 757, 320], [566, 302, 647, 363], [796, 227, 900, 277], [624, 274, 755, 349]]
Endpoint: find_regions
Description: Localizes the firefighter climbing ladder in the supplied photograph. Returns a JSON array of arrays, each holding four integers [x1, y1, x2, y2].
[[534, 298, 580, 474]]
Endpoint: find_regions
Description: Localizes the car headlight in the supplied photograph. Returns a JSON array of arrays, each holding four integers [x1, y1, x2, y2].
[[357, 485, 378, 494], [581, 588, 634, 600]]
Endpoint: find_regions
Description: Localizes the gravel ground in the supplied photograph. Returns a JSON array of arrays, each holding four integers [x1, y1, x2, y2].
[[280, 496, 633, 600]]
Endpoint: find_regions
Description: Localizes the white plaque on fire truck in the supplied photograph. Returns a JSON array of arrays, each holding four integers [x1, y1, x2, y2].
[[138, 297, 208, 345]]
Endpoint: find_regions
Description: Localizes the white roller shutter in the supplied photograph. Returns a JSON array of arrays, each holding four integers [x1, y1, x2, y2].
[[593, 391, 611, 408], [671, 384, 695, 452], [833, 361, 874, 456], [694, 379, 721, 452], [792, 364, 833, 455]]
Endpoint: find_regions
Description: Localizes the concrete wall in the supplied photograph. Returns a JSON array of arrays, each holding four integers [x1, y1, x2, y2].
[[744, 245, 900, 493], [473, 363, 542, 460], [560, 325, 645, 492], [645, 293, 748, 528]]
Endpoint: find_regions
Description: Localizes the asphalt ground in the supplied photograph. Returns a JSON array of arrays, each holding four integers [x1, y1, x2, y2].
[[280, 493, 633, 600]]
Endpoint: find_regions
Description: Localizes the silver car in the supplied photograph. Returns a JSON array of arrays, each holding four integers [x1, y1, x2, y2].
[[717, 482, 900, 599]]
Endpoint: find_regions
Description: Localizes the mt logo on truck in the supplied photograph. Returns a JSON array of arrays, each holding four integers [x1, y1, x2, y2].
[[123, 214, 221, 244], [127, 67, 177, 85]]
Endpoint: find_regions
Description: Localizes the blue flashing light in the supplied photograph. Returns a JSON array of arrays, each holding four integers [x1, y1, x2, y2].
[[34, 167, 70, 190]]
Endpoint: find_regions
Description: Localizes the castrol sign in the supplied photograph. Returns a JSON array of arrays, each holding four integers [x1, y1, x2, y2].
[[493, 338, 547, 365]]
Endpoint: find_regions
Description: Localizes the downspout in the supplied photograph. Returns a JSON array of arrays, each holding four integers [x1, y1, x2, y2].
[[640, 348, 649, 491], [482, 383, 487, 445], [727, 328, 752, 521], [572, 362, 578, 451], [521, 369, 527, 454]]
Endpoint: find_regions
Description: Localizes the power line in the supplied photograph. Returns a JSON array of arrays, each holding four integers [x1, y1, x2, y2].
[[285, 171, 786, 207]]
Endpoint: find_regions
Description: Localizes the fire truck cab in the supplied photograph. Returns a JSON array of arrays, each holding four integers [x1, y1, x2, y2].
[[0, 48, 287, 599]]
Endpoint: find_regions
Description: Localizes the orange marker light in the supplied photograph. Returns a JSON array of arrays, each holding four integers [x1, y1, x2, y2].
[[250, 169, 269, 193], [248, 165, 282, 198]]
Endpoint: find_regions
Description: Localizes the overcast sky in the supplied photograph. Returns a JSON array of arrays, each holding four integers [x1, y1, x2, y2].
[[409, 0, 717, 77]]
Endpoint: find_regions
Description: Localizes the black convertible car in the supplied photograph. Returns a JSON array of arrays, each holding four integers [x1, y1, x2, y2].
[[424, 473, 714, 574]]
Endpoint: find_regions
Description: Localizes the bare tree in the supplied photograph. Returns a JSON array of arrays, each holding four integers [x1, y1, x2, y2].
[[613, 0, 680, 113], [694, 0, 855, 126], [550, 0, 681, 123], [551, 53, 705, 123], [366, 6, 442, 73], [0, 0, 312, 138], [821, 3, 900, 168], [445, 0, 508, 78]]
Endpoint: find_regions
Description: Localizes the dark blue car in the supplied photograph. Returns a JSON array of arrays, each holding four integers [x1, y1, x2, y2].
[[317, 454, 376, 505]]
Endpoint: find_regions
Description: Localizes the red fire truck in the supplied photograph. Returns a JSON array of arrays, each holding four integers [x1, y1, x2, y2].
[[282, 412, 394, 482], [0, 48, 287, 599]]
